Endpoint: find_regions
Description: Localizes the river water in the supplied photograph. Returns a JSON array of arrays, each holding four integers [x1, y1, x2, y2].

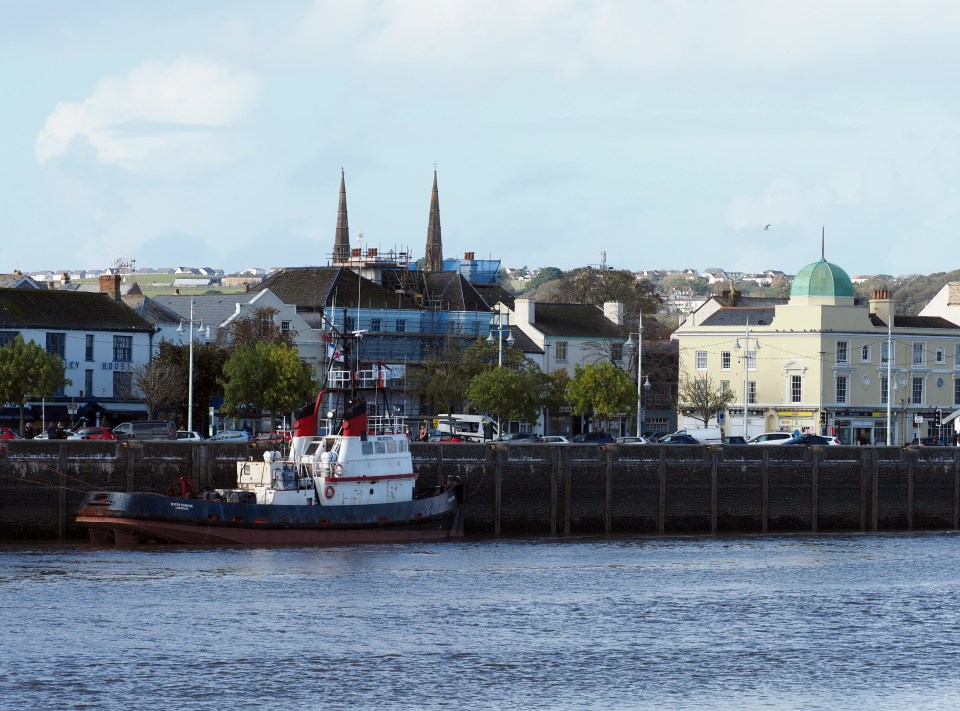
[[3, 533, 960, 710]]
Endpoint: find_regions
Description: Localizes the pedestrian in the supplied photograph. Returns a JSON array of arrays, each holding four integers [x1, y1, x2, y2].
[[417, 424, 429, 442], [23, 423, 34, 439], [46, 422, 57, 439], [55, 421, 64, 439]]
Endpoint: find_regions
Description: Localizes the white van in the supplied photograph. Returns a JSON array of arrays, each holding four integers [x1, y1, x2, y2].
[[673, 427, 723, 444], [433, 414, 499, 442]]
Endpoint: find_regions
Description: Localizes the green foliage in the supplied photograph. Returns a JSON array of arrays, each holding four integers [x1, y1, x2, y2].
[[545, 266, 662, 322], [222, 342, 316, 426], [526, 267, 563, 291], [467, 367, 545, 425], [154, 340, 230, 431], [222, 306, 297, 349], [411, 336, 471, 415], [566, 360, 634, 429], [0, 335, 70, 432]]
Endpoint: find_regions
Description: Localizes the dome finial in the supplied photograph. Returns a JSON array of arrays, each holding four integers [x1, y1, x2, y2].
[[821, 226, 825, 260]]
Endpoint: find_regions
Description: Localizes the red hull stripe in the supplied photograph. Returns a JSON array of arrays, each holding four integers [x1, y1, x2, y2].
[[325, 473, 416, 483]]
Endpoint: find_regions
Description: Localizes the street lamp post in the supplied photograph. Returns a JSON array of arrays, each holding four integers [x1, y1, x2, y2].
[[487, 311, 515, 436], [734, 318, 760, 439], [177, 298, 207, 433], [625, 321, 652, 438]]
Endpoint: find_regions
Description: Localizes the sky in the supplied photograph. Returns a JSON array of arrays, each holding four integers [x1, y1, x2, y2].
[[4, 1, 960, 279]]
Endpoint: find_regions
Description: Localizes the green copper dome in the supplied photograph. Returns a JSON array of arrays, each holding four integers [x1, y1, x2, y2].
[[790, 259, 855, 298]]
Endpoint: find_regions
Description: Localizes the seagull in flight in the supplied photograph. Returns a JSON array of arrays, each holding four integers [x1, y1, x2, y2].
[[763, 224, 771, 230]]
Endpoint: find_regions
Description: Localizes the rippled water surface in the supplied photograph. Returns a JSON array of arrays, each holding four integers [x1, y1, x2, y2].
[[4, 533, 960, 710]]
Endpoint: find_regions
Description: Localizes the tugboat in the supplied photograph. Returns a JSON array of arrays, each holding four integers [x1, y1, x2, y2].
[[76, 332, 465, 545]]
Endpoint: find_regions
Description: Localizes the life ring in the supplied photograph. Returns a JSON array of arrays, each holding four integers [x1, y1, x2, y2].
[[333, 463, 344, 477], [324, 485, 335, 499]]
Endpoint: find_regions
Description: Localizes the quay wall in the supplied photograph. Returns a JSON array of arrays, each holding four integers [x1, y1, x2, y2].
[[1, 441, 958, 541]]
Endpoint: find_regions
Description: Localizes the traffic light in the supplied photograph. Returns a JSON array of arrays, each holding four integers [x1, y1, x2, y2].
[[819, 411, 826, 426], [935, 409, 942, 427]]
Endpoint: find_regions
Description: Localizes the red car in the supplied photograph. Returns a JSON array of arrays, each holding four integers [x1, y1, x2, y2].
[[0, 427, 19, 440], [74, 426, 117, 441]]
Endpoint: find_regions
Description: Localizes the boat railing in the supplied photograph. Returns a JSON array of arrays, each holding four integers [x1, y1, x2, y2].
[[313, 416, 408, 436]]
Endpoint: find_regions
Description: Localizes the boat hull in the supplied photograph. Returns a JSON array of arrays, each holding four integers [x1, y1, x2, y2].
[[76, 483, 465, 546]]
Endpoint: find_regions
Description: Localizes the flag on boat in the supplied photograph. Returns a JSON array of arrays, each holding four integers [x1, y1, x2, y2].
[[328, 342, 344, 362]]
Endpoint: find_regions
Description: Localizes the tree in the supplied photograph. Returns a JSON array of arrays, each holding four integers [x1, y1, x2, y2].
[[221, 306, 297, 349], [221, 342, 316, 428], [132, 360, 185, 418], [677, 372, 737, 427], [525, 267, 563, 292], [411, 336, 471, 416], [153, 340, 231, 432], [0, 336, 70, 433], [466, 366, 545, 426], [566, 360, 634, 431], [547, 266, 663, 322]]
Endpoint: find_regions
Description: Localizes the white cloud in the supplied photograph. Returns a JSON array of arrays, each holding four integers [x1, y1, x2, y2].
[[35, 58, 260, 174]]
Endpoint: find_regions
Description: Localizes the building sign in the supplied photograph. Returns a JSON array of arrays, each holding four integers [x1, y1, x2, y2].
[[101, 361, 134, 371], [64, 360, 80, 369]]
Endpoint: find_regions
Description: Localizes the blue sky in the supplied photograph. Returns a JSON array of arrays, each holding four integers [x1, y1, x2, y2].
[[3, 0, 960, 278]]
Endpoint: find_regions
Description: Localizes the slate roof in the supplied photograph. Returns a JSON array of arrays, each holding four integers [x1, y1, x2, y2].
[[871, 314, 959, 329], [474, 283, 514, 310], [422, 272, 492, 312], [251, 267, 419, 311], [0, 288, 154, 331], [151, 295, 251, 327], [121, 295, 183, 326], [532, 303, 623, 338], [508, 325, 542, 354], [700, 307, 778, 327]]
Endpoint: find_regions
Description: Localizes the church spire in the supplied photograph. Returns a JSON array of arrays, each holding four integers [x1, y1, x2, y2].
[[424, 169, 443, 272], [332, 169, 350, 264]]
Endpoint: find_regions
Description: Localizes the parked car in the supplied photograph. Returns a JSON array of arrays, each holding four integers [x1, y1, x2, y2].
[[253, 431, 290, 446], [571, 431, 616, 444], [177, 430, 204, 441], [658, 433, 699, 444], [111, 420, 176, 441], [780, 433, 838, 446], [724, 435, 748, 444], [496, 432, 542, 444], [208, 430, 252, 443], [540, 435, 572, 444], [427, 433, 464, 443], [74, 426, 117, 441], [36, 428, 83, 440], [908, 437, 952, 447], [747, 432, 793, 445], [0, 427, 19, 440], [643, 431, 668, 442], [616, 436, 651, 445]]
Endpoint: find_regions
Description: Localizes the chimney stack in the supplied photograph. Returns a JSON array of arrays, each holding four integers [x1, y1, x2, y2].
[[99, 274, 121, 300], [869, 289, 894, 327]]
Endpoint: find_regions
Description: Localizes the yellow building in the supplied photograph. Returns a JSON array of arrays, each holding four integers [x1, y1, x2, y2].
[[674, 257, 960, 445]]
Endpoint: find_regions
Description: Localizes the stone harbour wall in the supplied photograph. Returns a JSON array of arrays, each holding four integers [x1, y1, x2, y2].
[[0, 440, 958, 541]]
